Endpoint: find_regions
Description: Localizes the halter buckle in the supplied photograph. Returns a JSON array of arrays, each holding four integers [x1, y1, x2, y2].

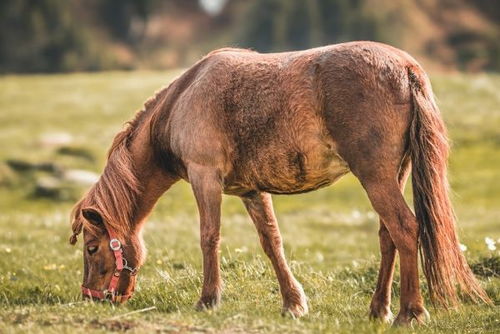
[[103, 290, 115, 300], [109, 238, 122, 251], [122, 258, 138, 275]]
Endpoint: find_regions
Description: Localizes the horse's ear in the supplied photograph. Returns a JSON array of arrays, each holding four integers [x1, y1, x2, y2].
[[70, 202, 83, 245], [82, 208, 104, 226]]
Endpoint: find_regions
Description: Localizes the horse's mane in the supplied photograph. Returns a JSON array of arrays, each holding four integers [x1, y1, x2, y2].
[[70, 86, 170, 244]]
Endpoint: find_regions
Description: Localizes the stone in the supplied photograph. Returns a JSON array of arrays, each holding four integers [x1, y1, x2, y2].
[[63, 169, 99, 186]]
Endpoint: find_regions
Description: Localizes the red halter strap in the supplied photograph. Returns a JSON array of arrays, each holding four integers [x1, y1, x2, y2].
[[81, 227, 137, 303]]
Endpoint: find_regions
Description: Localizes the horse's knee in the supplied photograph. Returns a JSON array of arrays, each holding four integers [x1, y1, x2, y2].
[[257, 235, 280, 258], [200, 233, 220, 251]]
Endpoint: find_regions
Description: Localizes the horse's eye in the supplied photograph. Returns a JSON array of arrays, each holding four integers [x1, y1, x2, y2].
[[87, 245, 98, 255]]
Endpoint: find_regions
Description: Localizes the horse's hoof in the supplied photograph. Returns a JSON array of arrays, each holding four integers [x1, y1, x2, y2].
[[393, 305, 430, 327], [281, 285, 309, 319], [195, 295, 220, 311], [369, 306, 394, 324], [281, 302, 309, 319]]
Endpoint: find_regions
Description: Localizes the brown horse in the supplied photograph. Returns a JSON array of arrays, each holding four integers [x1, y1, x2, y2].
[[70, 41, 490, 325]]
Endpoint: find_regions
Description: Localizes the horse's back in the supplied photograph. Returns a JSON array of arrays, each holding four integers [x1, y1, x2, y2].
[[167, 42, 421, 194]]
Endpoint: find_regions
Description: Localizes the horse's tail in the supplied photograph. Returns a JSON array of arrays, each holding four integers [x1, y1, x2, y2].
[[407, 66, 490, 307]]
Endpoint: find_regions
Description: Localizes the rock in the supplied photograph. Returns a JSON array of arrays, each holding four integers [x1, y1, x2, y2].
[[56, 146, 95, 161], [0, 163, 16, 186], [6, 159, 61, 173], [34, 176, 62, 199], [39, 132, 73, 147], [63, 169, 99, 186], [6, 159, 36, 172]]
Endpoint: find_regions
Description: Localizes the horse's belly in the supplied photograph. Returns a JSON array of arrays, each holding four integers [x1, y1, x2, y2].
[[224, 145, 350, 195], [262, 156, 350, 194]]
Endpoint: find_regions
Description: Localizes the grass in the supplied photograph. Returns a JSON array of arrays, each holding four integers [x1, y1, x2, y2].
[[0, 70, 499, 333]]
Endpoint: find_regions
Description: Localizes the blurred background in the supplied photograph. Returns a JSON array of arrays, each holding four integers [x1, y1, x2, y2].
[[0, 1, 499, 332], [1, 0, 499, 73]]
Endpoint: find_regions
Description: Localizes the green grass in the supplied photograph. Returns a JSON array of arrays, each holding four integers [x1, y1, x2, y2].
[[0, 71, 499, 333]]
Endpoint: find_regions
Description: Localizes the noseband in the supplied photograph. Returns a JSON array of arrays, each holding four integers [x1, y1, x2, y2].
[[81, 226, 138, 303]]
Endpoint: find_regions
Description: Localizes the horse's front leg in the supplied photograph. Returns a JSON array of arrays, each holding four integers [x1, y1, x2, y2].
[[242, 192, 308, 318], [189, 164, 223, 310]]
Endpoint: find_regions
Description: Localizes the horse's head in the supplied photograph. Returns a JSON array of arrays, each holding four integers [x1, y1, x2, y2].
[[70, 206, 145, 303]]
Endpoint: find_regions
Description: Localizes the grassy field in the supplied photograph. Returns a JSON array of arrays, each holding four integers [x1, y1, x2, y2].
[[0, 71, 499, 333]]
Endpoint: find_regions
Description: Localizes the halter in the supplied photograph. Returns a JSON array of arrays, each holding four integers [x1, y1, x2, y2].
[[81, 226, 138, 303]]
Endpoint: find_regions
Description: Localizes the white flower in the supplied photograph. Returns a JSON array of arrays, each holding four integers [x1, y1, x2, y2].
[[459, 243, 467, 252], [485, 237, 495, 245], [235, 246, 248, 253], [315, 252, 324, 262], [485, 237, 497, 251]]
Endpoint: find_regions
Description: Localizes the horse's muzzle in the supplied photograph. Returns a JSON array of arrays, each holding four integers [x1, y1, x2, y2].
[[81, 285, 133, 303]]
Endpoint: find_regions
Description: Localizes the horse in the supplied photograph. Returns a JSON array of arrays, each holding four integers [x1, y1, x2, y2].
[[69, 41, 490, 325]]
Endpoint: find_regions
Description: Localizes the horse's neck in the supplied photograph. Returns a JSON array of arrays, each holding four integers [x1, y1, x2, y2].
[[128, 121, 177, 227]]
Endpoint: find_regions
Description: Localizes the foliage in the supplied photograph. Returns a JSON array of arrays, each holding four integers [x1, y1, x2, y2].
[[0, 0, 88, 72], [0, 0, 499, 72], [0, 0, 161, 72], [237, 0, 387, 51]]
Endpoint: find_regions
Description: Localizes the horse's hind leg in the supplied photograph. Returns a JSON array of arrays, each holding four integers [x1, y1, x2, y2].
[[189, 164, 223, 310], [369, 222, 397, 323], [369, 155, 410, 323], [360, 173, 429, 326], [242, 192, 308, 318]]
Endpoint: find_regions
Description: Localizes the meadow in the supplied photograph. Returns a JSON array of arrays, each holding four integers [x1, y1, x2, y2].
[[0, 71, 498, 333]]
